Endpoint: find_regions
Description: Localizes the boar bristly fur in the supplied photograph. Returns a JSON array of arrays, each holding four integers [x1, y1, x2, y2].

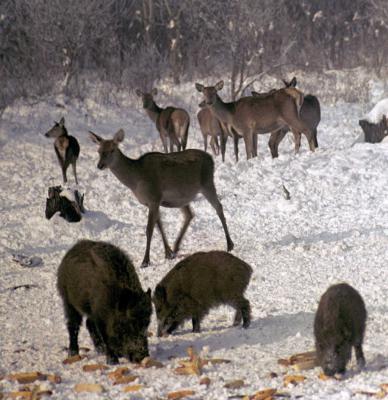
[[314, 283, 367, 376], [57, 240, 152, 364], [153, 251, 252, 336]]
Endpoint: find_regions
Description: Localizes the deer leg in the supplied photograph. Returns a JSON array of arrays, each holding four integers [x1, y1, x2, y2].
[[233, 132, 239, 162], [243, 133, 254, 159], [202, 183, 234, 252], [252, 133, 258, 157], [291, 130, 302, 154], [269, 128, 287, 158], [72, 161, 78, 185], [160, 131, 168, 153], [313, 128, 319, 148], [210, 137, 218, 156], [141, 205, 159, 268], [220, 132, 227, 162], [156, 218, 174, 259], [173, 205, 194, 254], [203, 134, 208, 152]]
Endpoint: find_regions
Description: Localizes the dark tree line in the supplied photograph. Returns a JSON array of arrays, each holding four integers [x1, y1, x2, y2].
[[1, 0, 388, 110]]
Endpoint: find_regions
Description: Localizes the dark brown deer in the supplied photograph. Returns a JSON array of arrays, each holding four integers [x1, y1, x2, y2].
[[135, 88, 190, 153], [252, 77, 321, 157], [195, 81, 315, 160], [44, 117, 80, 184], [89, 129, 234, 268], [197, 108, 230, 162]]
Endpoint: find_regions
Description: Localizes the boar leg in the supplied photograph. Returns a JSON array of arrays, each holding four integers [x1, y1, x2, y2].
[[86, 318, 105, 354], [94, 319, 119, 365], [233, 297, 251, 328], [233, 310, 242, 326], [192, 316, 201, 333], [355, 343, 365, 369], [64, 301, 82, 356]]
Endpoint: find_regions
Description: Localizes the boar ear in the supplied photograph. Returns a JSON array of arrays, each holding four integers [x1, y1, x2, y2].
[[154, 285, 167, 303]]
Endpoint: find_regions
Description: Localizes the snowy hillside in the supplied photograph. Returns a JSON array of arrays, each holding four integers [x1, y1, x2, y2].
[[0, 87, 387, 399]]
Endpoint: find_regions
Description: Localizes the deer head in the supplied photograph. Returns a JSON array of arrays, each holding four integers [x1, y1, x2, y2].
[[89, 129, 125, 170], [135, 88, 158, 109], [44, 117, 67, 138], [195, 81, 224, 107]]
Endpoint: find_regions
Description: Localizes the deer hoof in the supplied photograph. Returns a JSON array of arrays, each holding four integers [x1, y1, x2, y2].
[[165, 248, 176, 260], [140, 261, 150, 268], [227, 240, 234, 252]]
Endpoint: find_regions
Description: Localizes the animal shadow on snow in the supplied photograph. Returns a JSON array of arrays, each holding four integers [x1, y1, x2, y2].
[[154, 311, 314, 360]]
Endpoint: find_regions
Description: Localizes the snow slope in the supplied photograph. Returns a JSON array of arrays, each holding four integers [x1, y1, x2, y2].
[[0, 88, 387, 399]]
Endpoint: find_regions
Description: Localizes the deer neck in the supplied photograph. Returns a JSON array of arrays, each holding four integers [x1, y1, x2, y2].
[[109, 149, 140, 191], [145, 101, 163, 124], [209, 94, 235, 125]]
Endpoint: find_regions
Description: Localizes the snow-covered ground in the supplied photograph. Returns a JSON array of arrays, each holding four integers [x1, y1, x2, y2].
[[0, 85, 387, 399]]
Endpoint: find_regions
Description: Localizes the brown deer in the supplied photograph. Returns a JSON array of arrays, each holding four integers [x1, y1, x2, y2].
[[195, 81, 315, 160], [252, 77, 321, 157], [135, 88, 190, 153], [89, 129, 234, 268], [197, 108, 230, 162], [44, 117, 80, 184]]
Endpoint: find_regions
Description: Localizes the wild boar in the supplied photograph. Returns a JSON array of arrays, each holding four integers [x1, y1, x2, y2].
[[57, 240, 152, 364], [314, 283, 367, 376], [153, 251, 252, 336]]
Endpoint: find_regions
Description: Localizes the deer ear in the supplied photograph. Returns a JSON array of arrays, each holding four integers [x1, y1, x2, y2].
[[195, 83, 204, 92], [89, 131, 102, 144], [151, 88, 158, 96], [290, 77, 297, 87], [215, 80, 224, 91], [113, 129, 125, 144], [59, 117, 65, 126], [135, 89, 142, 97]]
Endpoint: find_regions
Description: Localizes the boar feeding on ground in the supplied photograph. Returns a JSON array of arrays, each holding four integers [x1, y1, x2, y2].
[[153, 251, 252, 336], [57, 240, 152, 364], [314, 283, 367, 376]]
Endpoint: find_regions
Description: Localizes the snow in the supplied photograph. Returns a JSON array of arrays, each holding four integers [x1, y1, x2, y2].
[[0, 85, 387, 400], [363, 98, 388, 124]]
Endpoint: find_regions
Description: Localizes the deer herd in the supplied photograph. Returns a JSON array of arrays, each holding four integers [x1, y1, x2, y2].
[[44, 76, 320, 268]]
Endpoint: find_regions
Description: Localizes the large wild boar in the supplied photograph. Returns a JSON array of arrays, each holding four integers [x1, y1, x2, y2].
[[57, 240, 152, 364], [314, 283, 367, 376], [153, 251, 252, 336]]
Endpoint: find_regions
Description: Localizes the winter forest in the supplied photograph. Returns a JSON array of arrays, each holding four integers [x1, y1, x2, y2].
[[1, 1, 388, 399]]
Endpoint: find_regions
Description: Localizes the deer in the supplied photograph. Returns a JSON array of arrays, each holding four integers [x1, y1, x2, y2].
[[197, 108, 230, 162], [44, 117, 80, 184], [135, 88, 190, 153], [89, 129, 234, 268], [252, 77, 321, 158], [195, 81, 316, 160]]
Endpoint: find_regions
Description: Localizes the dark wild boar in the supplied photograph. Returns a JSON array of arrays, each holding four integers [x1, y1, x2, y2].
[[314, 283, 367, 376], [153, 251, 252, 336], [57, 240, 152, 364]]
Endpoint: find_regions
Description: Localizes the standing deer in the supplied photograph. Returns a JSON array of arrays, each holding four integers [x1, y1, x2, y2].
[[195, 81, 315, 160], [252, 77, 321, 157], [89, 129, 234, 268], [44, 117, 80, 184], [136, 88, 190, 153], [197, 108, 230, 162]]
